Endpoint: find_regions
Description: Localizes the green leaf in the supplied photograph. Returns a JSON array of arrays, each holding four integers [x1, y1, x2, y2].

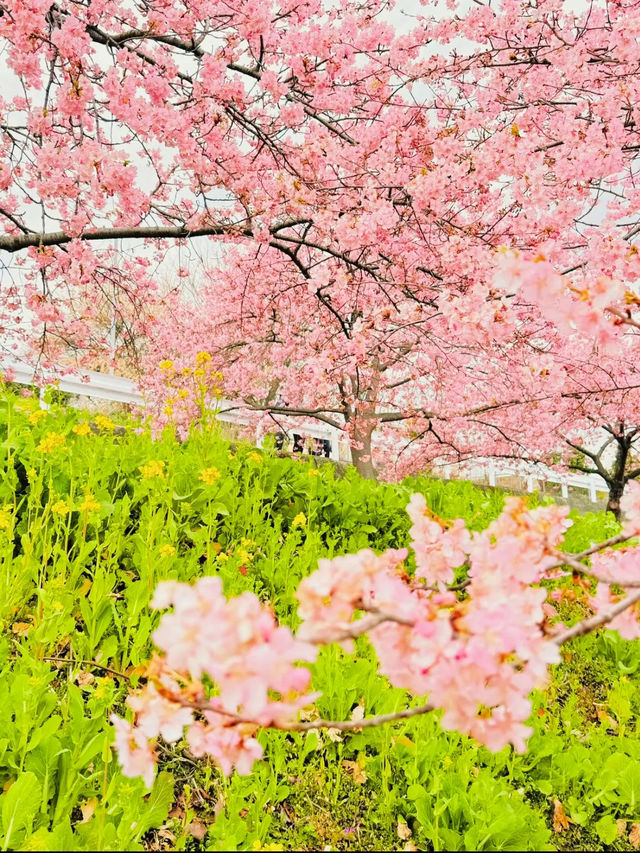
[[116, 772, 174, 847], [595, 814, 618, 845], [1, 772, 42, 849], [616, 763, 640, 811]]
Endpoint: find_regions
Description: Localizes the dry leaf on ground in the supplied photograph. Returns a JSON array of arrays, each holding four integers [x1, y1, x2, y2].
[[553, 799, 573, 832], [342, 759, 367, 785]]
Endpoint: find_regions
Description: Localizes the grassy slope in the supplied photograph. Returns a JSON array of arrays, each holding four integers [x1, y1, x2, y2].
[[0, 393, 637, 851]]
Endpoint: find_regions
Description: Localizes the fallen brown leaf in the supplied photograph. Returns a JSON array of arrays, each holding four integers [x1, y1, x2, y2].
[[80, 798, 97, 824], [553, 799, 573, 833], [630, 823, 640, 849], [397, 819, 412, 841], [188, 820, 207, 841], [342, 759, 367, 785]]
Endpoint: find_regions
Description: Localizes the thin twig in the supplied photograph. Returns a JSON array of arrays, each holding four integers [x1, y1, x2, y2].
[[549, 531, 633, 569], [43, 656, 131, 680], [280, 702, 434, 732], [302, 610, 414, 645], [553, 588, 640, 645]]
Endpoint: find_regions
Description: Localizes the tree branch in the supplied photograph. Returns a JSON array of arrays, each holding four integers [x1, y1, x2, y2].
[[553, 588, 640, 645]]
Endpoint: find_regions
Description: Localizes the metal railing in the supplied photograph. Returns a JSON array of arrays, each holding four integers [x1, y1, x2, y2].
[[442, 458, 607, 503]]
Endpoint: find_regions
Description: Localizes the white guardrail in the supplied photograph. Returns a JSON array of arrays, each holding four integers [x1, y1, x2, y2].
[[442, 459, 607, 504], [1, 360, 608, 499]]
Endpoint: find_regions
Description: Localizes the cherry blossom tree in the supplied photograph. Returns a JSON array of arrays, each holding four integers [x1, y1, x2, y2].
[[384, 325, 640, 513], [2, 0, 640, 377], [87, 0, 640, 480]]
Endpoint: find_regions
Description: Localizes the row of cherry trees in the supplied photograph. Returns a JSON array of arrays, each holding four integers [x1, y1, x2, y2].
[[116, 0, 640, 500]]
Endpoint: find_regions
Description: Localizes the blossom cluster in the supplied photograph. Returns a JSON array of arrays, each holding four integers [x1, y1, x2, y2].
[[113, 576, 318, 786], [113, 491, 640, 788]]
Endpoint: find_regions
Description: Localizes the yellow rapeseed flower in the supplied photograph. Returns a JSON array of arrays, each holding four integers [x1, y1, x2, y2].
[[291, 512, 307, 530], [0, 506, 13, 530], [80, 493, 100, 513], [308, 469, 321, 477], [159, 359, 174, 371], [140, 459, 166, 479], [195, 351, 212, 366], [37, 432, 66, 454], [159, 544, 176, 558], [247, 452, 262, 464], [199, 467, 220, 485], [94, 414, 114, 432], [194, 368, 206, 379], [28, 410, 48, 425], [51, 499, 70, 515], [178, 389, 189, 399], [236, 547, 252, 564], [73, 422, 92, 437]]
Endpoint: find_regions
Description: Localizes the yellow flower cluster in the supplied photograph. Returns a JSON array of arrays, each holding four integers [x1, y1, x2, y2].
[[79, 493, 100, 513], [158, 544, 176, 558], [195, 351, 212, 366], [236, 537, 257, 564], [252, 840, 283, 851], [139, 459, 166, 479], [51, 499, 70, 515], [73, 422, 92, 437], [159, 359, 174, 371], [28, 410, 48, 425], [37, 432, 66, 454], [199, 466, 220, 485], [0, 506, 13, 530], [247, 452, 262, 464], [94, 414, 114, 432], [291, 512, 307, 530]]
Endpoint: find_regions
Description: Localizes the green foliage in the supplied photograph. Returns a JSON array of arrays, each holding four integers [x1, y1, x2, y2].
[[0, 391, 638, 850]]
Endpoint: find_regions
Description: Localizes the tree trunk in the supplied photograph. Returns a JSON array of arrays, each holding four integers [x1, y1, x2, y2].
[[607, 428, 630, 521], [607, 479, 624, 520], [350, 429, 377, 479]]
